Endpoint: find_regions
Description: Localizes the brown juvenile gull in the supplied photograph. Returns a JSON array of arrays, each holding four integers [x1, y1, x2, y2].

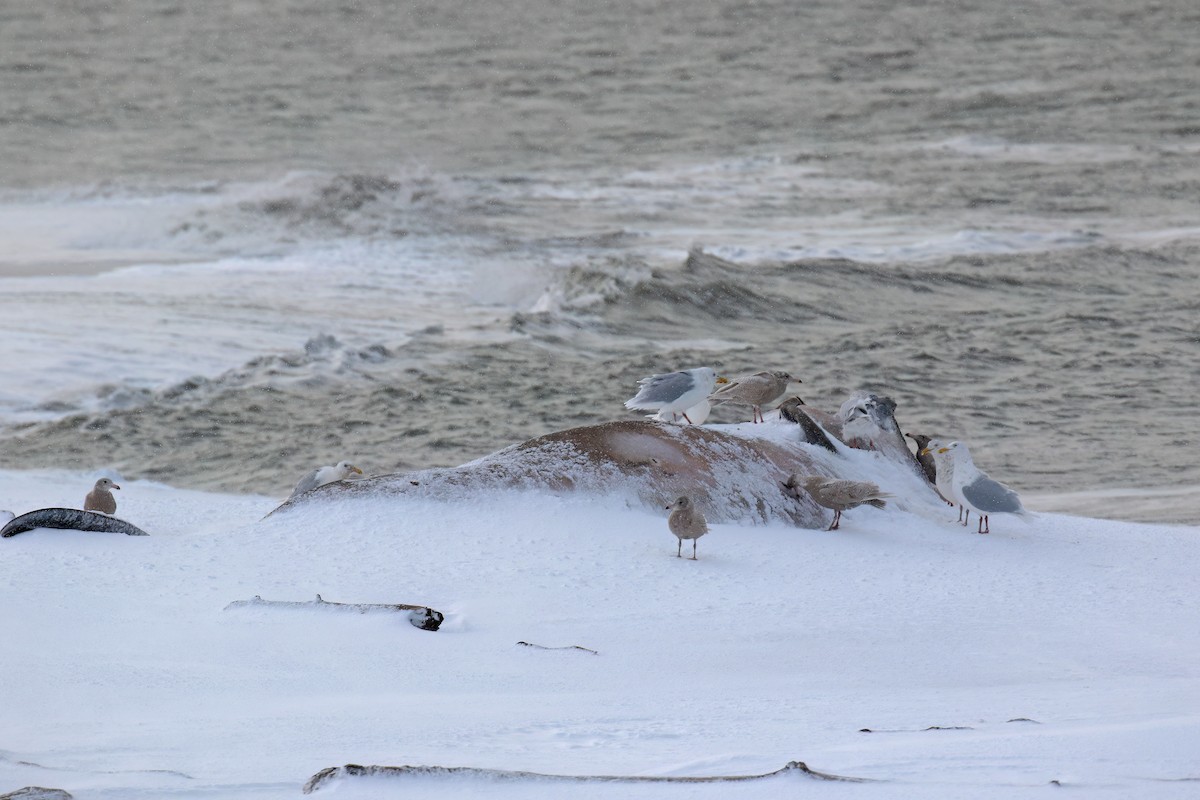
[[708, 370, 798, 423], [666, 496, 708, 559], [290, 461, 364, 499], [84, 477, 120, 515], [778, 397, 839, 453], [938, 441, 1031, 534], [625, 367, 727, 424], [905, 432, 938, 485], [782, 474, 890, 531]]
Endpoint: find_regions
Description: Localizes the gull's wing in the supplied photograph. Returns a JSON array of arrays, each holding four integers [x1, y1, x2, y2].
[[625, 371, 695, 408], [290, 468, 326, 497], [961, 475, 1024, 513]]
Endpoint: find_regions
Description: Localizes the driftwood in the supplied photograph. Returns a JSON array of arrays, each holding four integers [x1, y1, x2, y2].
[[517, 641, 599, 655], [224, 594, 444, 631], [303, 760, 873, 793], [860, 725, 974, 733], [0, 790, 74, 800], [1, 508, 149, 538]]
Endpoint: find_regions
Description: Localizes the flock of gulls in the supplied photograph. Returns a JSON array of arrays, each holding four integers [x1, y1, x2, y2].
[[632, 366, 1031, 557], [4, 365, 1029, 551]]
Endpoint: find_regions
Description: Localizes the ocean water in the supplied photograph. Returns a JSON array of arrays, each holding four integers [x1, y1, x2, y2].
[[0, 0, 1197, 522]]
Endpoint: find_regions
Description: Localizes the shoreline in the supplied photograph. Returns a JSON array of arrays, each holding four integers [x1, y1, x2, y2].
[[0, 254, 202, 280], [0, 460, 1195, 527]]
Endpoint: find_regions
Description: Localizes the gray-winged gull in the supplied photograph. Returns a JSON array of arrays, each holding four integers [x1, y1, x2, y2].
[[84, 478, 120, 515], [290, 461, 364, 499], [666, 496, 708, 559], [936, 441, 1031, 534], [708, 370, 797, 423], [782, 474, 890, 531], [625, 367, 727, 425]]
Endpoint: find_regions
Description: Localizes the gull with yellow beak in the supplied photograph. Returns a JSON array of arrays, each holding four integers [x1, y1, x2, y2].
[[625, 367, 728, 425], [919, 438, 967, 523], [289, 461, 364, 499], [923, 441, 1031, 534]]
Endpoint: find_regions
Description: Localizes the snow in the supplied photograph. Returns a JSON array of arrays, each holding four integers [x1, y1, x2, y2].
[[1, 463, 1198, 799]]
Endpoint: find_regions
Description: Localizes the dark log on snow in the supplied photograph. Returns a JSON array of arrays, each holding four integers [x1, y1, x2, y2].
[[224, 594, 444, 631], [517, 641, 599, 655], [1, 508, 149, 538], [303, 760, 874, 793]]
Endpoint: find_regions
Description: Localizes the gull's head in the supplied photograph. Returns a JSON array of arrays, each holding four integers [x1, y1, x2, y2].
[[692, 367, 728, 386], [782, 474, 823, 493], [667, 496, 692, 511], [919, 438, 948, 457], [95, 478, 120, 491], [906, 432, 932, 449], [335, 461, 364, 476], [937, 441, 969, 462]]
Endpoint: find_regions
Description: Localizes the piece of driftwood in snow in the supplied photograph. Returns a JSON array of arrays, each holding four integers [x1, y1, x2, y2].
[[1, 508, 149, 538], [302, 760, 873, 792], [0, 789, 74, 800], [224, 594, 444, 631], [517, 641, 598, 655], [859, 725, 974, 733]]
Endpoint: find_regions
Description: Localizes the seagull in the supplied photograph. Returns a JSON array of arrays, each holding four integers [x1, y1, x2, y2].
[[905, 432, 939, 485], [708, 370, 798, 423], [837, 391, 901, 449], [936, 441, 1031, 534], [666, 496, 708, 559], [84, 478, 120, 515], [782, 474, 890, 531], [918, 438, 965, 521], [290, 461, 364, 499], [625, 367, 727, 424]]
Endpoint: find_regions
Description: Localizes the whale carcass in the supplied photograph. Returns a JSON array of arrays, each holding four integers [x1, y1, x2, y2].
[[273, 392, 935, 528]]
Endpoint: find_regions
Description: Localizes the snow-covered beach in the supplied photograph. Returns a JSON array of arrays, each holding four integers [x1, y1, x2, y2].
[[4, 1, 1199, 796], [2, 443, 1197, 798]]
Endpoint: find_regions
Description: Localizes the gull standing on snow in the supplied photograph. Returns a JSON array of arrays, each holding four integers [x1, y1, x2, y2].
[[84, 478, 120, 515], [625, 367, 727, 424], [290, 461, 364, 499], [912, 434, 962, 515], [934, 441, 1030, 534], [666, 496, 708, 559], [782, 474, 890, 531], [920, 438, 968, 523], [708, 370, 798, 423]]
